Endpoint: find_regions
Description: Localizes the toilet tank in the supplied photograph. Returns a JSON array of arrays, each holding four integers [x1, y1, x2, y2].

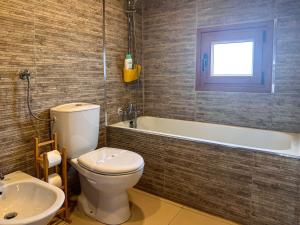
[[50, 103, 100, 159]]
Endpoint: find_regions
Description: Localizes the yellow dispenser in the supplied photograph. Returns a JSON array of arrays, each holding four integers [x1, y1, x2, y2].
[[123, 64, 141, 83]]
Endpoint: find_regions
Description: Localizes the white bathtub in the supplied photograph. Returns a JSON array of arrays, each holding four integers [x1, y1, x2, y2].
[[111, 116, 300, 157]]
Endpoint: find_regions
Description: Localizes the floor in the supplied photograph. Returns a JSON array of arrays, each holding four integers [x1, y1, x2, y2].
[[56, 188, 239, 225]]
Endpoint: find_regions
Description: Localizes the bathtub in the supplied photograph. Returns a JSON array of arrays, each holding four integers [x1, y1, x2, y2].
[[108, 116, 300, 224], [111, 116, 300, 158]]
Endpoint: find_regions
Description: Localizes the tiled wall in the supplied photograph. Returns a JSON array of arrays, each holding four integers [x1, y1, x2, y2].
[[107, 127, 300, 225], [0, 0, 141, 175], [0, 0, 104, 175], [143, 0, 300, 133]]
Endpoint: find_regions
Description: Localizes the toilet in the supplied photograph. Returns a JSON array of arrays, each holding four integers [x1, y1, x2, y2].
[[50, 103, 144, 225]]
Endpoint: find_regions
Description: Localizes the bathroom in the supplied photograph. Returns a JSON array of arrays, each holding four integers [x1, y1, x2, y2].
[[1, 0, 300, 224]]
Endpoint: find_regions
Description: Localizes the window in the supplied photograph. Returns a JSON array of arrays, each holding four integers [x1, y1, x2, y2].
[[211, 41, 254, 76], [196, 21, 274, 93]]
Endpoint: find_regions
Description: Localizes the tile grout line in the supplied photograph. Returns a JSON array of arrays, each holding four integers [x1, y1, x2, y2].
[[167, 205, 184, 225], [180, 206, 239, 225]]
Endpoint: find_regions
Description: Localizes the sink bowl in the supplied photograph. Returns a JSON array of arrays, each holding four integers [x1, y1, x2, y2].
[[0, 171, 65, 225]]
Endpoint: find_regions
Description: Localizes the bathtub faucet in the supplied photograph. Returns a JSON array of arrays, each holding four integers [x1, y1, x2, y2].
[[128, 103, 138, 128], [118, 103, 138, 128]]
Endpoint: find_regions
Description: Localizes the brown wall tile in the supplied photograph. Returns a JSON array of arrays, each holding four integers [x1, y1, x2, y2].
[[0, 0, 142, 175], [142, 0, 300, 132]]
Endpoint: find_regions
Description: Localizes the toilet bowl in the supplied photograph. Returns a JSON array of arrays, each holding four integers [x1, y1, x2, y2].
[[71, 147, 144, 225], [50, 103, 144, 225]]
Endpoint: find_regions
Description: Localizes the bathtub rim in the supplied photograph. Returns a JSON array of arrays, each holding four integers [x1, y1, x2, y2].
[[108, 118, 300, 159]]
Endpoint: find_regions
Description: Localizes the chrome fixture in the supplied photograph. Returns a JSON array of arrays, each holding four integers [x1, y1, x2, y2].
[[118, 103, 138, 128], [18, 69, 54, 122], [19, 69, 31, 80], [126, 0, 138, 64], [128, 103, 138, 128], [125, 0, 142, 125]]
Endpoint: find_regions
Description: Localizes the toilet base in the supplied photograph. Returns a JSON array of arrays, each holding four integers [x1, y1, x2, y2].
[[78, 188, 131, 225], [70, 158, 143, 225]]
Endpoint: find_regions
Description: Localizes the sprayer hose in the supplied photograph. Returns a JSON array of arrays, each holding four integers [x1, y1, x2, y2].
[[26, 78, 53, 122]]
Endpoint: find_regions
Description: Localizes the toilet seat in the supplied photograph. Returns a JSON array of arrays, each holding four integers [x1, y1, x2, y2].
[[77, 147, 144, 176]]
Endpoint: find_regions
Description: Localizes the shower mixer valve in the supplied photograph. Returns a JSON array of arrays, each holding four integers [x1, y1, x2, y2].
[[118, 103, 139, 128], [19, 69, 31, 80]]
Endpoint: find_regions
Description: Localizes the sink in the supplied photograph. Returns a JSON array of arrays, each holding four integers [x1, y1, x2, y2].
[[0, 171, 65, 225]]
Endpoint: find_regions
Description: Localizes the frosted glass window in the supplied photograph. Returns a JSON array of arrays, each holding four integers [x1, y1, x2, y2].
[[211, 41, 254, 76]]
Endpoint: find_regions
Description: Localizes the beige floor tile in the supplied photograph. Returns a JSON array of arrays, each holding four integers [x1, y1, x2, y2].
[[170, 207, 240, 225], [69, 207, 105, 225], [124, 189, 182, 225], [129, 189, 183, 208], [183, 206, 240, 225], [54, 188, 239, 225]]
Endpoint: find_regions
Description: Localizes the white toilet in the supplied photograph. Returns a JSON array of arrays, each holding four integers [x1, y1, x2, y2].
[[50, 103, 144, 225]]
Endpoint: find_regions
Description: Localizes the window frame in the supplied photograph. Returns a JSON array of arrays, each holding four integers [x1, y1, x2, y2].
[[196, 21, 274, 93]]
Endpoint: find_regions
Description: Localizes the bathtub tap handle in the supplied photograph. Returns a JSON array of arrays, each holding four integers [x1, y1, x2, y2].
[[117, 107, 124, 116]]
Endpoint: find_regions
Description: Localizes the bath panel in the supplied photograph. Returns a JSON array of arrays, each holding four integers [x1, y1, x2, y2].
[[107, 117, 300, 225]]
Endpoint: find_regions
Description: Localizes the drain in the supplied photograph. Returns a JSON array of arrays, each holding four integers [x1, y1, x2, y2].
[[4, 212, 17, 220]]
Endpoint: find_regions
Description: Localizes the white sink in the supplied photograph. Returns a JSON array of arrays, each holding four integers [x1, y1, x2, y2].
[[0, 171, 65, 225]]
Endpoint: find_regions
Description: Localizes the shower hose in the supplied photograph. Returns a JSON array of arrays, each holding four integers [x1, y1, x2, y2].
[[25, 76, 54, 122]]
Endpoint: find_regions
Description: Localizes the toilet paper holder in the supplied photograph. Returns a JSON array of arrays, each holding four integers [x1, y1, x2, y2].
[[34, 133, 71, 223]]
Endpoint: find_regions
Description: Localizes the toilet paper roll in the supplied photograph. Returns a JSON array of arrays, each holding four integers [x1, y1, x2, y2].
[[41, 150, 62, 168], [47, 173, 62, 188]]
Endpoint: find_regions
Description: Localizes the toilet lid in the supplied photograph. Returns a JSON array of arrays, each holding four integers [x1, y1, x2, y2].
[[77, 147, 144, 175]]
